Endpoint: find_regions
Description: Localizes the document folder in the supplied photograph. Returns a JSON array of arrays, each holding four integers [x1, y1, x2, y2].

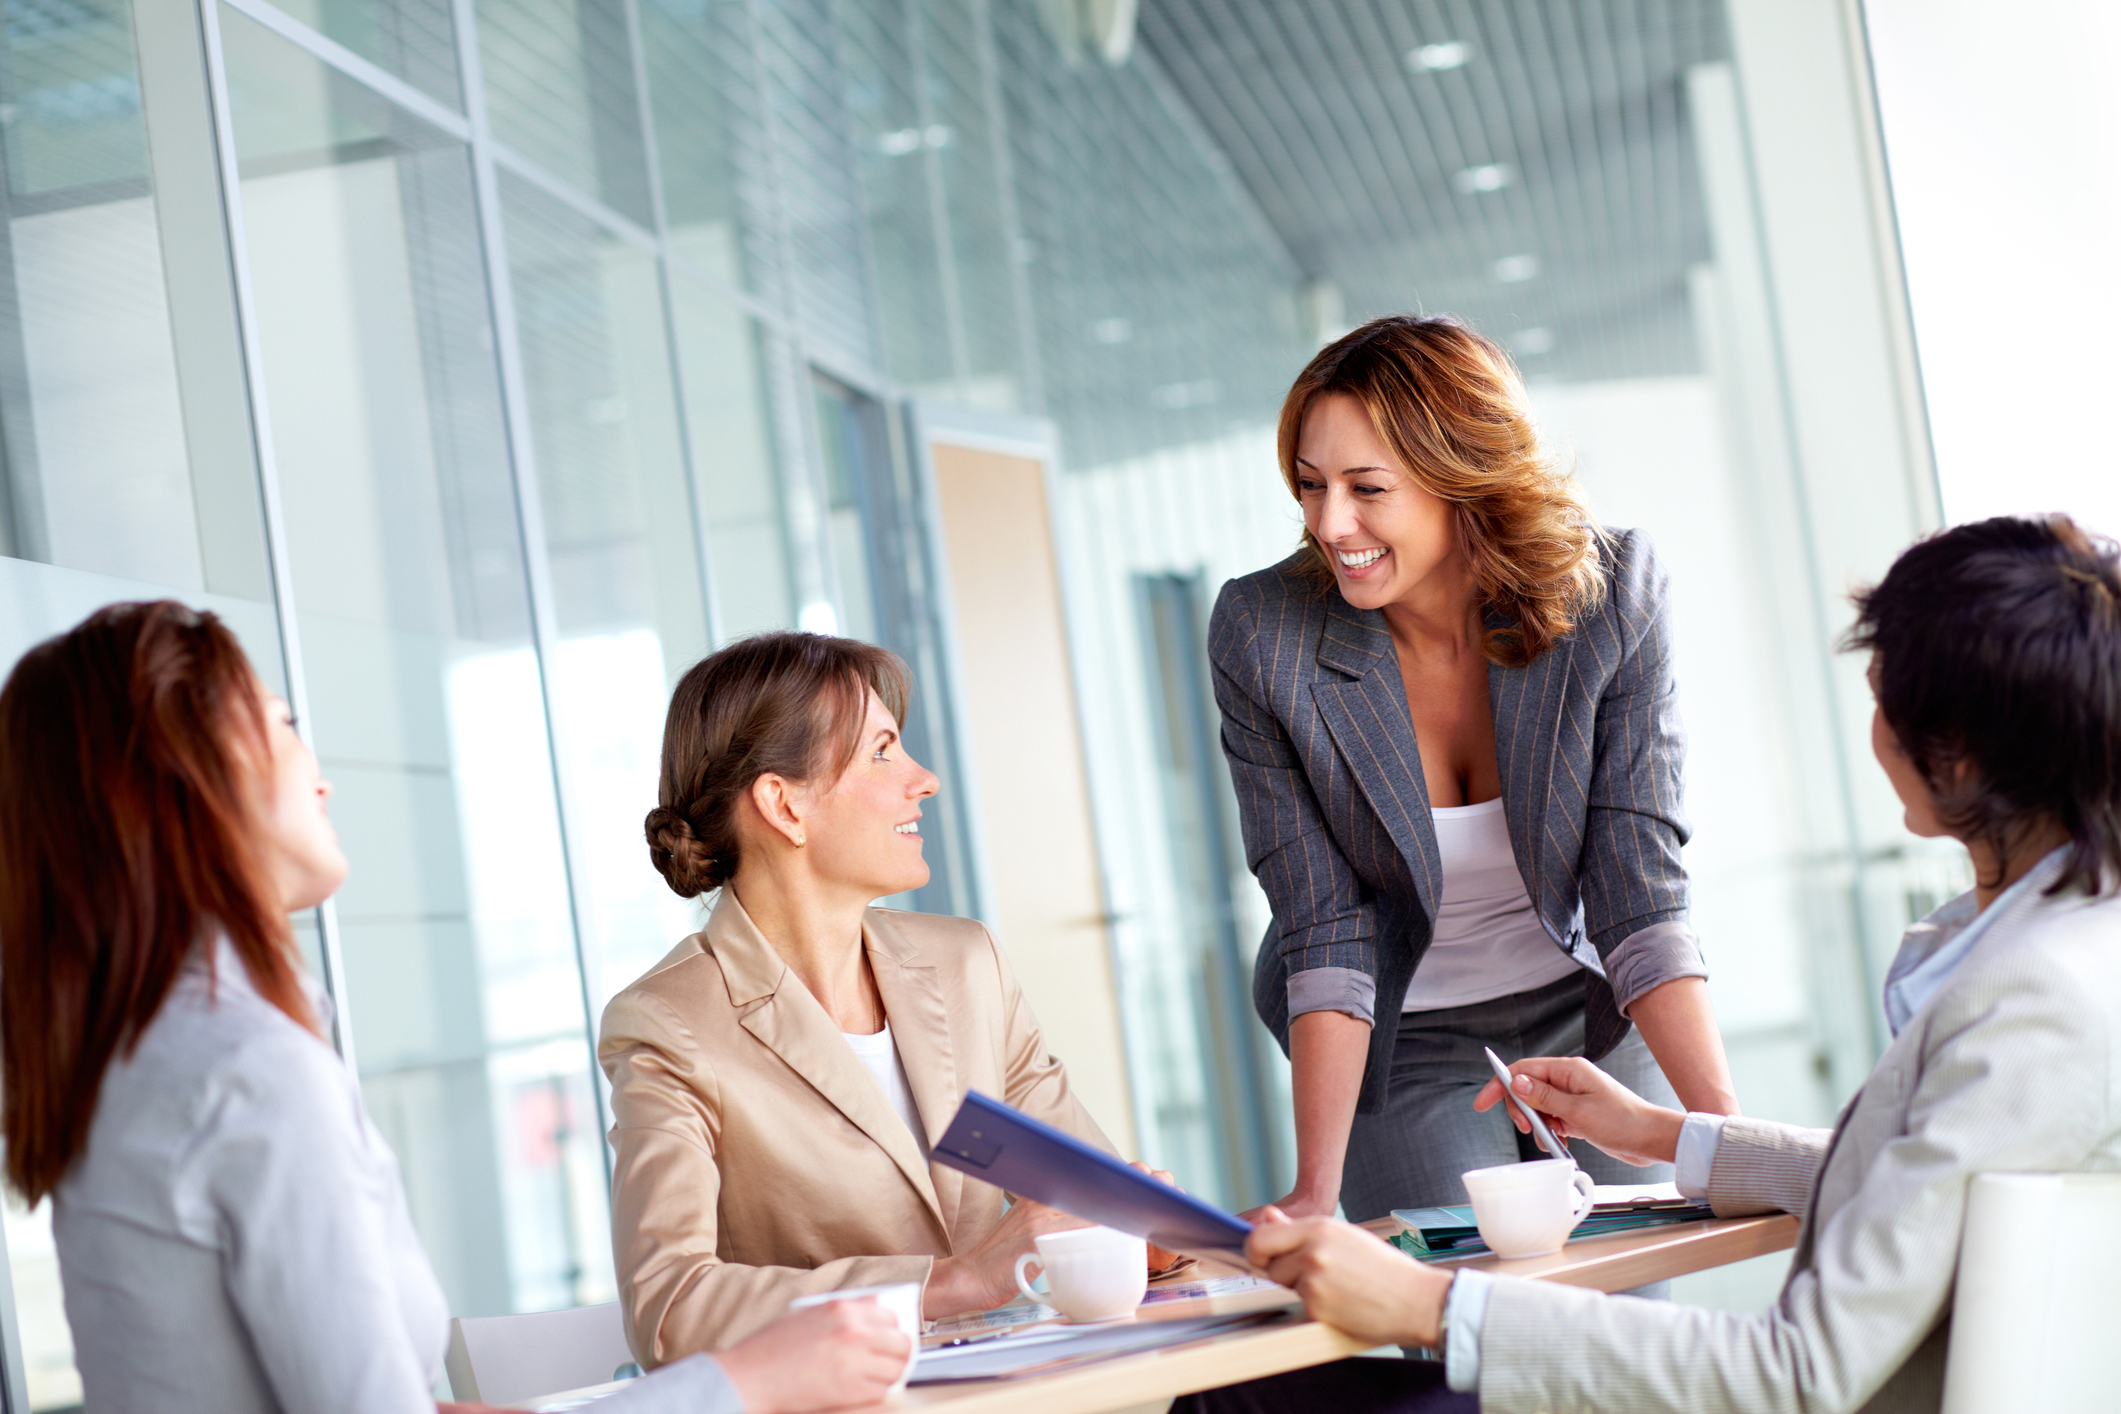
[[932, 1091, 1255, 1263]]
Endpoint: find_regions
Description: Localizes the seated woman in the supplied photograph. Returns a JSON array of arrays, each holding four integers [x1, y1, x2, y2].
[[0, 601, 911, 1414], [1223, 514, 2121, 1413], [606, 632, 1171, 1366]]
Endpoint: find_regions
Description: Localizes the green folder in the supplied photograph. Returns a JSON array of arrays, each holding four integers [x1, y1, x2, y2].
[[1389, 1200, 1716, 1261]]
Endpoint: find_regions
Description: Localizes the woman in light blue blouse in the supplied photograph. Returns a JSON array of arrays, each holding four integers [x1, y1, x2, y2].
[[0, 601, 910, 1414]]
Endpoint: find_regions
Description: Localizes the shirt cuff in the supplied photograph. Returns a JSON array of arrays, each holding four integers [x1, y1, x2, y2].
[[1443, 1268, 1492, 1393], [1603, 920, 1709, 1015], [1674, 1112, 1728, 1198], [1286, 966, 1376, 1026], [596, 1353, 745, 1414]]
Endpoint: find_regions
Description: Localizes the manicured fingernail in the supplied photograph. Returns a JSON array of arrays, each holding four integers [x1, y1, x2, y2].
[[1513, 1075, 1532, 1093]]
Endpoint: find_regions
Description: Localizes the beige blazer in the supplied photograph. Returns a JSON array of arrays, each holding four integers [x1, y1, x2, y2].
[[1472, 870, 2121, 1413], [599, 892, 1115, 1366]]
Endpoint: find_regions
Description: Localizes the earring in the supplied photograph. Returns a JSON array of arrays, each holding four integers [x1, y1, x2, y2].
[[794, 833, 806, 846]]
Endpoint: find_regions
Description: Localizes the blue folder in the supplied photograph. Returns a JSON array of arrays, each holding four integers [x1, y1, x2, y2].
[[931, 1091, 1255, 1263]]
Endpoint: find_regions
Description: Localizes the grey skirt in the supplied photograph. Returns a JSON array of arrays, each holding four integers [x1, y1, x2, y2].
[[1339, 969, 1678, 1222]]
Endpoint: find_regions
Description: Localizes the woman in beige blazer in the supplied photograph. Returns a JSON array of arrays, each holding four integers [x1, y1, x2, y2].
[[603, 632, 1165, 1368]]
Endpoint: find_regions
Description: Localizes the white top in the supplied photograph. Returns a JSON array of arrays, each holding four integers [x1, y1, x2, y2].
[[1401, 797, 1581, 1011], [53, 941, 738, 1414], [842, 1022, 928, 1155]]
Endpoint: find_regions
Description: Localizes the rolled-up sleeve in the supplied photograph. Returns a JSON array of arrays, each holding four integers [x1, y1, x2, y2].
[[1604, 919, 1709, 1014], [1209, 582, 1379, 1014]]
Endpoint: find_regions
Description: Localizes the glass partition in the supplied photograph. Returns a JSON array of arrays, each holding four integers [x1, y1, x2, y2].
[[264, 0, 463, 108], [498, 171, 708, 1009], [220, 5, 609, 1317], [476, 0, 654, 226], [667, 271, 798, 641]]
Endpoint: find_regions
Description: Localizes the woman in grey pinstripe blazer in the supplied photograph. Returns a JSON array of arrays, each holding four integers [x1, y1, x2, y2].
[[1230, 514, 2121, 1413], [1210, 316, 1739, 1222]]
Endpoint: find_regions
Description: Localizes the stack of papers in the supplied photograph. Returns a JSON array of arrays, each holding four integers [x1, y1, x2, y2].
[[1390, 1183, 1713, 1260], [911, 1312, 1280, 1383]]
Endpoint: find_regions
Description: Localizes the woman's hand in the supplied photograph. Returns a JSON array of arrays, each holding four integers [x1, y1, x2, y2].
[[1472, 1056, 1686, 1168], [1245, 1207, 1452, 1348], [715, 1299, 913, 1414], [924, 1197, 1090, 1318], [1250, 1010, 1371, 1220]]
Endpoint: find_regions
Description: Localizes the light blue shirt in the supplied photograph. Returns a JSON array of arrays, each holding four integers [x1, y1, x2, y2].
[[1444, 847, 2070, 1395]]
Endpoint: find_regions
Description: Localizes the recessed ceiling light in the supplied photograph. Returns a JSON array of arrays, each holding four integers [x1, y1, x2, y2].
[[1509, 327, 1556, 355], [1493, 254, 1540, 283], [1408, 41, 1471, 72], [1454, 163, 1513, 194]]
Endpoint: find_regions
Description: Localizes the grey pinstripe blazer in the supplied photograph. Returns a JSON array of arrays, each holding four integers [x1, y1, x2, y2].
[[1208, 528, 1706, 1113], [1474, 873, 2121, 1413]]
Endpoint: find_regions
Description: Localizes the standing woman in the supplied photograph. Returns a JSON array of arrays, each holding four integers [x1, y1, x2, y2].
[[1210, 316, 1740, 1221]]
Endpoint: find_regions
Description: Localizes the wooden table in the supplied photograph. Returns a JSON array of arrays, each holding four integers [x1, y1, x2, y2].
[[892, 1213, 1797, 1414], [521, 1214, 1796, 1413]]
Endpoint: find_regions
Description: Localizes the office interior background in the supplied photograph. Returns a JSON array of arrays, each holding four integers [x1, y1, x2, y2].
[[0, 0, 2112, 1405]]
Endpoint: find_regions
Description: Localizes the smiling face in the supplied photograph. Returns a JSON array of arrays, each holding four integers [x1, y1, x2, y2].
[[254, 682, 350, 912], [1295, 392, 1465, 612], [796, 688, 940, 901]]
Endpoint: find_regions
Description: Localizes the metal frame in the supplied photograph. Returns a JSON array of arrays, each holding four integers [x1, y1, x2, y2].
[[194, 0, 361, 1070]]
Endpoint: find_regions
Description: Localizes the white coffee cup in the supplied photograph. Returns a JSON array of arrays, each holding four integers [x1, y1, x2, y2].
[[788, 1280, 922, 1396], [1012, 1225, 1148, 1323], [1461, 1159, 1596, 1258]]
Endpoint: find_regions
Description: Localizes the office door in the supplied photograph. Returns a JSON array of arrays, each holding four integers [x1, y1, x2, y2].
[[922, 425, 1137, 1155]]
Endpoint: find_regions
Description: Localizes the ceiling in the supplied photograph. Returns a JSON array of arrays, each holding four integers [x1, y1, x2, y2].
[[1137, 0, 1729, 382]]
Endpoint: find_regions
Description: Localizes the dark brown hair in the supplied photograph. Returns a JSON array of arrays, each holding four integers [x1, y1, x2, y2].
[[1278, 315, 1604, 667], [1847, 515, 2121, 897], [646, 632, 912, 897], [0, 601, 318, 1203]]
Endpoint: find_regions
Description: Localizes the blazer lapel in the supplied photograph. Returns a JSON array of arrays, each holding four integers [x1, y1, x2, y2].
[[709, 894, 948, 1235], [1488, 609, 1574, 933], [864, 911, 968, 1236], [1312, 600, 1439, 918]]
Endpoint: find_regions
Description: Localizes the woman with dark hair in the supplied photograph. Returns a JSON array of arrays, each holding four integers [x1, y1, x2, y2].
[[0, 602, 912, 1414], [1231, 514, 2121, 1412], [1209, 314, 1739, 1220], [603, 632, 1175, 1368]]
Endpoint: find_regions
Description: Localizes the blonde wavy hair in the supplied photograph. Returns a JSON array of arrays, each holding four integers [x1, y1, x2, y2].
[[1279, 315, 1604, 668]]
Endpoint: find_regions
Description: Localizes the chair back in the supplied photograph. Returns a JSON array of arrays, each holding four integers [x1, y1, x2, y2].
[[1942, 1172, 2121, 1414], [444, 1301, 636, 1406]]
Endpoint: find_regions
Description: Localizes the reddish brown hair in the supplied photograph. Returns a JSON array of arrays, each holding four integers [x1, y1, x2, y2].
[[1279, 315, 1604, 666], [0, 601, 317, 1203], [646, 631, 911, 897]]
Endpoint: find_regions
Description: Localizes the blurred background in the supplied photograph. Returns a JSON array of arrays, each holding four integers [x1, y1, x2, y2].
[[0, 0, 2113, 1405]]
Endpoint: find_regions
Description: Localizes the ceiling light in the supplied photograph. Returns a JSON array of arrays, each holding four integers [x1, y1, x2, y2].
[[1493, 254, 1540, 283], [1092, 317, 1134, 344], [1508, 327, 1556, 355], [1408, 41, 1471, 72], [1454, 163, 1512, 194]]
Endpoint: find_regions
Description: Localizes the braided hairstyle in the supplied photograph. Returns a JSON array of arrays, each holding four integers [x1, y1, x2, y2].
[[646, 632, 912, 898]]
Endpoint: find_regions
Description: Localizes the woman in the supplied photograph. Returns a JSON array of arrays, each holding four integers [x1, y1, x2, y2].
[[0, 601, 911, 1414], [1209, 315, 1739, 1220], [606, 632, 1173, 1367], [1241, 514, 2121, 1412]]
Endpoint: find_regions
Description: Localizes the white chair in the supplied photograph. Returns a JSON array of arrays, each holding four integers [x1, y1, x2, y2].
[[1942, 1172, 2121, 1413], [444, 1302, 639, 1406]]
